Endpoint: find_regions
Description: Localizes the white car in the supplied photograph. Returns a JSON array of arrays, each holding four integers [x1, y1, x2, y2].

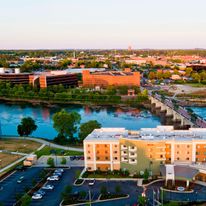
[[47, 176, 59, 181], [32, 193, 42, 200], [42, 184, 54, 190], [88, 179, 95, 186], [55, 169, 64, 173]]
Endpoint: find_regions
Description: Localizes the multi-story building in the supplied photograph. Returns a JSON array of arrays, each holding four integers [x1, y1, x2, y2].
[[34, 71, 78, 88], [82, 68, 140, 88], [84, 126, 206, 182]]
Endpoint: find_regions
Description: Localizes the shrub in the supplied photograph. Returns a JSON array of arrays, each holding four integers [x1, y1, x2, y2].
[[47, 157, 55, 167]]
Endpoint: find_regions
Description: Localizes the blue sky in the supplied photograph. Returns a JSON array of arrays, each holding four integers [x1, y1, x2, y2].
[[0, 0, 206, 49]]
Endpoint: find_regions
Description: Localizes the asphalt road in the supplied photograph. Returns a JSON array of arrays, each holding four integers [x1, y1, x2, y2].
[[0, 167, 43, 206]]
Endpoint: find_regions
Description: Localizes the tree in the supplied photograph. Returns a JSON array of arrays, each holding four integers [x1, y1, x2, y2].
[[79, 120, 101, 142], [20, 194, 31, 206], [17, 117, 37, 136], [148, 72, 156, 80], [52, 109, 81, 140], [100, 185, 107, 195], [138, 195, 147, 206], [47, 157, 55, 167]]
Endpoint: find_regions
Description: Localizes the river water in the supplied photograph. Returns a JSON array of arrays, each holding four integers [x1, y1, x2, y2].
[[0, 102, 161, 139]]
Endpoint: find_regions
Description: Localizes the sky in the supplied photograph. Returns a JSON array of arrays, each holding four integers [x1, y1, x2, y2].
[[0, 0, 206, 49]]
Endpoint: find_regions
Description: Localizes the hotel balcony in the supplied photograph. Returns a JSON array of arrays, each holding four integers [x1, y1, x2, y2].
[[121, 157, 128, 162], [129, 146, 137, 152], [121, 145, 128, 150], [129, 153, 137, 158], [121, 151, 128, 156], [129, 159, 137, 164]]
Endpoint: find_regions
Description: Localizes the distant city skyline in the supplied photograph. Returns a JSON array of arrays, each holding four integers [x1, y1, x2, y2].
[[0, 0, 206, 50]]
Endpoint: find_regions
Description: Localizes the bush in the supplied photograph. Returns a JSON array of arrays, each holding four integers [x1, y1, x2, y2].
[[47, 157, 55, 167], [61, 157, 67, 165], [100, 185, 107, 195]]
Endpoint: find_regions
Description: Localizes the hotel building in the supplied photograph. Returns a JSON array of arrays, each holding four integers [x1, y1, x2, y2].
[[84, 126, 206, 182], [82, 68, 140, 88]]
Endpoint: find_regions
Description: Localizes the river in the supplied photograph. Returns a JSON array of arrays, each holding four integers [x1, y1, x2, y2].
[[191, 107, 206, 120], [0, 102, 162, 139]]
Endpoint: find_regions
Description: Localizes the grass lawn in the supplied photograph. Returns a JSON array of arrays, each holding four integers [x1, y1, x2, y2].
[[0, 139, 41, 153], [0, 153, 22, 168], [35, 146, 83, 158]]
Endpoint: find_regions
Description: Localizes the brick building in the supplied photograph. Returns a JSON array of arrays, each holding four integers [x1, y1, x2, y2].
[[82, 68, 140, 88]]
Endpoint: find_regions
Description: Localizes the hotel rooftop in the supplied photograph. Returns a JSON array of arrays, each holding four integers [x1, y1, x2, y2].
[[85, 126, 206, 142]]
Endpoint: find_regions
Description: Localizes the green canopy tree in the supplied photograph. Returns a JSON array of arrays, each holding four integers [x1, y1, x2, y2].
[[79, 120, 101, 142], [17, 117, 37, 136], [52, 109, 81, 140]]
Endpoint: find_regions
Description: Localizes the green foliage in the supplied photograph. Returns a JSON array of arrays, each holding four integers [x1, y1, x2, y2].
[[53, 133, 69, 145], [17, 117, 37, 136], [75, 170, 81, 179], [79, 120, 101, 142], [115, 185, 121, 194], [52, 109, 81, 139], [20, 194, 31, 206], [61, 157, 67, 165], [47, 157, 55, 167], [100, 185, 107, 195], [138, 195, 147, 206], [143, 169, 149, 180]]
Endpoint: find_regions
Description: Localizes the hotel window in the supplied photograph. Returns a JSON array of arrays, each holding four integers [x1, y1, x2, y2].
[[177, 151, 179, 154], [115, 145, 118, 148], [177, 157, 180, 160], [88, 151, 90, 154], [131, 146, 135, 149], [187, 151, 190, 154], [96, 157, 99, 160], [114, 157, 118, 160], [105, 151, 108, 154], [88, 167, 92, 170], [105, 157, 109, 160], [88, 145, 90, 147], [169, 158, 171, 161], [160, 155, 163, 158], [186, 157, 190, 160], [105, 144, 108, 147], [97, 167, 100, 170], [114, 151, 118, 154], [196, 152, 200, 155], [177, 145, 180, 148], [87, 157, 91, 160], [196, 158, 199, 161], [96, 151, 99, 154], [187, 145, 190, 148], [149, 155, 152, 158]]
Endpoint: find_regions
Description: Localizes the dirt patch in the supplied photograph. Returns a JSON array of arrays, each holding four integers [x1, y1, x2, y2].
[[0, 139, 41, 153]]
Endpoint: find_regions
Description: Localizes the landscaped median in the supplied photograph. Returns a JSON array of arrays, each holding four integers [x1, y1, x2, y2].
[[60, 184, 129, 206]]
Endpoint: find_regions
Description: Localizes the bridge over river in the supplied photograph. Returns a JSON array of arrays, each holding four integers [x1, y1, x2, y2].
[[149, 93, 206, 128]]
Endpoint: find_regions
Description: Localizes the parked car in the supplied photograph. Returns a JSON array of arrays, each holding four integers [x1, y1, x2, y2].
[[47, 176, 59, 181], [36, 190, 46, 196], [88, 179, 95, 186], [17, 176, 24, 183], [55, 168, 64, 173], [42, 184, 54, 190], [32, 193, 42, 200]]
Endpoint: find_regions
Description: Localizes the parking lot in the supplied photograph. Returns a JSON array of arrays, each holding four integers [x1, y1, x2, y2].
[[0, 167, 43, 206], [30, 167, 83, 206]]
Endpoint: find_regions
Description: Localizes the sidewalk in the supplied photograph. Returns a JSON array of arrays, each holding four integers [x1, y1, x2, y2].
[[1, 136, 83, 152]]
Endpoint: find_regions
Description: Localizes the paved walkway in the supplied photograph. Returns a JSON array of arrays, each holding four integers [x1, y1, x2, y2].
[[1, 136, 83, 152]]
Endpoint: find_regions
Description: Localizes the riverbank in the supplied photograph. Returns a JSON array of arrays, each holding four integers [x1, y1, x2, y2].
[[0, 96, 147, 109]]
